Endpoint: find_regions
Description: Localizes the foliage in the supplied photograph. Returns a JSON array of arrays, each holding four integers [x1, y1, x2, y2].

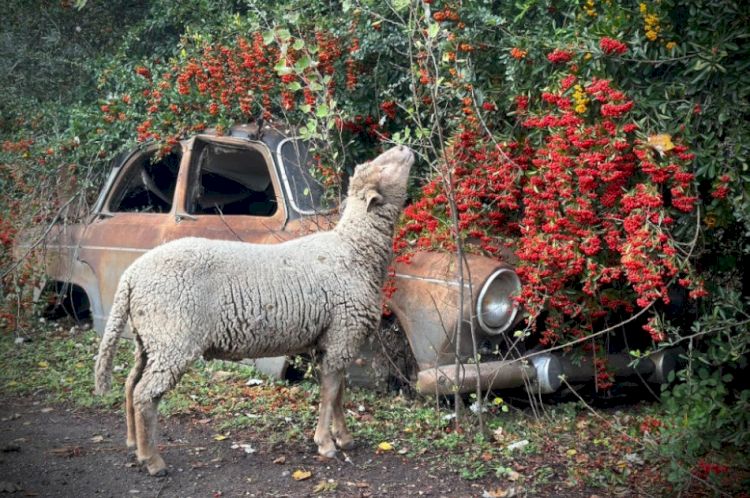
[[1, 0, 749, 493]]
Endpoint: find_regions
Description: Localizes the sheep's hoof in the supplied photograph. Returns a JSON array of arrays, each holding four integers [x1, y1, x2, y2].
[[139, 454, 167, 477], [317, 442, 337, 459], [335, 434, 356, 450], [150, 467, 168, 478], [126, 439, 136, 450]]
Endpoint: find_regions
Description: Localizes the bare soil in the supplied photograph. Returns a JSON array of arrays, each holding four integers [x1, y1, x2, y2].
[[1, 395, 516, 498]]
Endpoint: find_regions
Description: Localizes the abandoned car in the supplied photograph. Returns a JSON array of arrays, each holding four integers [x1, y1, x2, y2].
[[21, 123, 678, 395]]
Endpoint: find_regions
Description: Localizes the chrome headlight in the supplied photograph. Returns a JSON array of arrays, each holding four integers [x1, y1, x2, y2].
[[476, 268, 521, 335]]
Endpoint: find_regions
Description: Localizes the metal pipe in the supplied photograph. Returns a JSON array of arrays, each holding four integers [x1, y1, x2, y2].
[[416, 360, 537, 395]]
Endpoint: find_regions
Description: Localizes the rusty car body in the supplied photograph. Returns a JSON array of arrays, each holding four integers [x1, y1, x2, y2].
[[21, 123, 677, 396]]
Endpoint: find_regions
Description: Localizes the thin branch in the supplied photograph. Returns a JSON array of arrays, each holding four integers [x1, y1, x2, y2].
[[1, 193, 81, 281]]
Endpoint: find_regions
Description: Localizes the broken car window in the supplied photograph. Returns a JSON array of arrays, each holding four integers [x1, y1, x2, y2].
[[108, 151, 181, 213], [189, 143, 277, 216]]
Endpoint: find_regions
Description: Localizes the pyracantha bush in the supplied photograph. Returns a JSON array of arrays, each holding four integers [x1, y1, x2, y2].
[[394, 72, 703, 346]]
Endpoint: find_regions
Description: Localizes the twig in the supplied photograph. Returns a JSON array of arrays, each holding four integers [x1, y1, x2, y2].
[[1, 192, 80, 280]]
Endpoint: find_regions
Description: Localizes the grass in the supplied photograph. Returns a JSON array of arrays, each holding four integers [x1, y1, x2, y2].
[[2, 318, 746, 496]]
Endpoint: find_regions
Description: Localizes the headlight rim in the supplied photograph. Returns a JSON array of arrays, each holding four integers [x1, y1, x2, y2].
[[476, 267, 521, 335]]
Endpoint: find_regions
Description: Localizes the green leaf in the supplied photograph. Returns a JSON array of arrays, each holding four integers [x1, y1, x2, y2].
[[295, 55, 312, 72], [299, 104, 312, 113], [262, 30, 275, 46], [316, 104, 329, 118], [287, 81, 302, 92], [277, 28, 292, 42], [392, 0, 409, 12], [274, 62, 294, 76], [292, 39, 305, 51], [428, 23, 440, 39]]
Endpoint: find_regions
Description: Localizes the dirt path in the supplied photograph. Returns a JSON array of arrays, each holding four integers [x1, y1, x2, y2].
[[1, 395, 503, 498]]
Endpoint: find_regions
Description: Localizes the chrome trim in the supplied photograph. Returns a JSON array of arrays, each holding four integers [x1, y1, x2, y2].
[[275, 137, 336, 217], [476, 268, 521, 335], [393, 272, 469, 288]]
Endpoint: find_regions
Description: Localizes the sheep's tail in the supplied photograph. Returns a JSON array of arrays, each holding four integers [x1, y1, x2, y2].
[[94, 276, 132, 395]]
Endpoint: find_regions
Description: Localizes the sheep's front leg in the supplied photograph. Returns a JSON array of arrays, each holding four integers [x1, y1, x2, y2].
[[314, 370, 342, 458], [331, 377, 355, 450]]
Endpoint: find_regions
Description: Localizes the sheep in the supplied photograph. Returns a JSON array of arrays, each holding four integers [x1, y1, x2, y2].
[[94, 145, 414, 476]]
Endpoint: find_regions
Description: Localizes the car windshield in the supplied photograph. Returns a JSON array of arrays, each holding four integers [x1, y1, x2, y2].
[[278, 139, 337, 214]]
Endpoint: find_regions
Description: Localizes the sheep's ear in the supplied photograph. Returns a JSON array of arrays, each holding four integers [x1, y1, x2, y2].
[[364, 188, 383, 212]]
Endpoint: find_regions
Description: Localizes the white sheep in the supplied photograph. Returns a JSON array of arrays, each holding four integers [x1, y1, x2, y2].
[[94, 145, 414, 476]]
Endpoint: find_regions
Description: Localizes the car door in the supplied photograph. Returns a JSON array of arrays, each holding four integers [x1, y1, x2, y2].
[[75, 145, 182, 329], [165, 135, 289, 243]]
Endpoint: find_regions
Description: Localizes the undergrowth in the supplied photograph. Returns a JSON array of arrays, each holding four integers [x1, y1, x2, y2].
[[4, 321, 748, 495]]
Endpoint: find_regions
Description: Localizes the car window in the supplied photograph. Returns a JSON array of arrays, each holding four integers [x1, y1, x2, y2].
[[189, 143, 277, 216], [108, 151, 181, 213], [278, 139, 336, 214]]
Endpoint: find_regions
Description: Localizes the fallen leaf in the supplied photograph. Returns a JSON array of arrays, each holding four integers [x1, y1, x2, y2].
[[566, 448, 577, 457], [482, 487, 519, 498], [40, 408, 53, 413], [312, 479, 338, 493], [292, 469, 312, 481], [37, 361, 48, 369], [376, 442, 393, 452], [90, 435, 105, 443], [213, 434, 229, 441], [273, 455, 286, 464], [492, 427, 505, 443]]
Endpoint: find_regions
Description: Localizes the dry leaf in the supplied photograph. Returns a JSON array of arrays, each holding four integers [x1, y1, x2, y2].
[[376, 442, 393, 452], [292, 469, 312, 481], [647, 134, 675, 155], [213, 434, 228, 441], [90, 435, 105, 443], [312, 480, 337, 493], [482, 488, 508, 498], [273, 455, 286, 464]]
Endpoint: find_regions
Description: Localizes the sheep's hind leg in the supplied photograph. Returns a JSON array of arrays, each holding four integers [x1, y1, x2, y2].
[[331, 377, 355, 450], [133, 356, 193, 476], [125, 338, 145, 451], [314, 370, 342, 458]]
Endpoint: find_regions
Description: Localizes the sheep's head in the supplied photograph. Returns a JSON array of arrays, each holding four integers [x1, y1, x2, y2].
[[348, 145, 414, 212]]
